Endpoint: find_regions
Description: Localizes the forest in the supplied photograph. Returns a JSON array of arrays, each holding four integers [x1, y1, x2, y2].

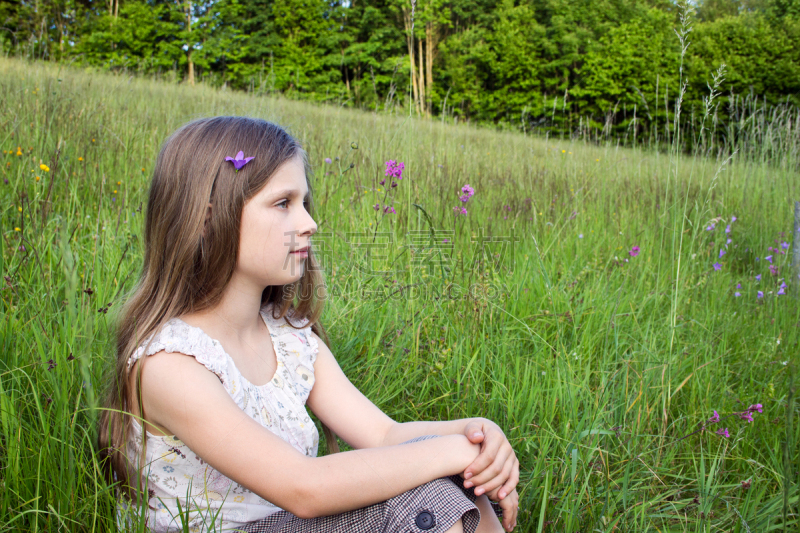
[[2, 0, 799, 137]]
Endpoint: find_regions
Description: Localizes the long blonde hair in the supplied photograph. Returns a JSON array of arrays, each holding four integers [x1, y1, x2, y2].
[[96, 116, 338, 507]]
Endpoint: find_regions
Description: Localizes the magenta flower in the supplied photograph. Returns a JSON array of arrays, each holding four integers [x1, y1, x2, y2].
[[757, 290, 764, 298], [384, 160, 405, 180], [461, 184, 475, 200], [453, 206, 467, 216], [748, 404, 763, 413], [709, 410, 720, 424], [443, 238, 449, 244], [629, 245, 640, 257], [738, 412, 754, 423], [373, 203, 380, 211], [225, 151, 254, 170], [769, 264, 778, 276], [716, 428, 730, 438], [324, 157, 332, 164], [719, 249, 726, 258], [383, 205, 396, 215], [713, 262, 722, 271]]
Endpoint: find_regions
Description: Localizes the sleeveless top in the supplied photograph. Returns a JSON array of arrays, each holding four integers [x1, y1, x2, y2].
[[116, 303, 320, 532]]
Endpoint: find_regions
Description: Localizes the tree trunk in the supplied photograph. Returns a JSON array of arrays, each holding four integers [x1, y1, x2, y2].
[[425, 21, 434, 119], [418, 37, 425, 117], [401, 7, 420, 117], [186, 1, 194, 86]]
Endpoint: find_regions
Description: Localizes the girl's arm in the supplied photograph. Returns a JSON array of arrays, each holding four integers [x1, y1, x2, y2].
[[306, 332, 483, 449], [138, 350, 481, 519], [305, 331, 519, 505]]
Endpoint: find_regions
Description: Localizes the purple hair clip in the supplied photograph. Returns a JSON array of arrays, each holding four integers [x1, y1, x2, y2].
[[225, 151, 254, 171]]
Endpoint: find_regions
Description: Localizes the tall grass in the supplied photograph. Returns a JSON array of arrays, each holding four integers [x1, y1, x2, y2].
[[0, 55, 797, 532]]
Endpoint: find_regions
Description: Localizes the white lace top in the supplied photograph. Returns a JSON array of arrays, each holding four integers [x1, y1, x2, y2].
[[116, 303, 320, 532]]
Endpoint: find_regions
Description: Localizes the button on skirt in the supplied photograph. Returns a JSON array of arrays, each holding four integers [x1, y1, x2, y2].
[[234, 435, 503, 533]]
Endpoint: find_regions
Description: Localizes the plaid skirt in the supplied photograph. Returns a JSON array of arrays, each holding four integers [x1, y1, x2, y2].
[[234, 435, 503, 533]]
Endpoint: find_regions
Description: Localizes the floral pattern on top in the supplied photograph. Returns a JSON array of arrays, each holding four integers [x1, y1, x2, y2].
[[117, 304, 319, 533]]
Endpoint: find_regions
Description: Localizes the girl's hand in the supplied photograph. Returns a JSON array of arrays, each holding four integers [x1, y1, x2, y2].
[[496, 488, 519, 532], [461, 418, 520, 501]]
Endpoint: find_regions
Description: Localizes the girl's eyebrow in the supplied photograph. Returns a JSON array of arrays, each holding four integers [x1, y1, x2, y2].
[[271, 188, 310, 201]]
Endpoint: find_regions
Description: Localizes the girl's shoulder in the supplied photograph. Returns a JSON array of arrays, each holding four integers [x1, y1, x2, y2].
[[126, 317, 229, 383]]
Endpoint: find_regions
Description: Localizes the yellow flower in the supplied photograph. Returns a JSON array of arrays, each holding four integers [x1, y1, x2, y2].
[[14, 227, 20, 232], [596, 159, 600, 162], [92, 138, 95, 142], [562, 150, 566, 153], [16, 146, 22, 156], [569, 152, 572, 154], [78, 157, 83, 162], [117, 181, 121, 185], [40, 163, 49, 172], [35, 176, 40, 181], [17, 207, 22, 212], [141, 167, 145, 172], [113, 190, 117, 194]]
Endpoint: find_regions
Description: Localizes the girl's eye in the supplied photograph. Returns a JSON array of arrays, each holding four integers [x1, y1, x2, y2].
[[277, 199, 289, 209]]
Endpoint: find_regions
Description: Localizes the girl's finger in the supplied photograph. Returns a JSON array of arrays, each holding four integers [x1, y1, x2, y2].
[[496, 457, 520, 500], [464, 432, 504, 479], [465, 442, 512, 488], [474, 451, 515, 496]]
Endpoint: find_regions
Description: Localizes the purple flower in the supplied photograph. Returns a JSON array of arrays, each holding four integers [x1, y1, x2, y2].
[[738, 412, 754, 423], [716, 428, 730, 438], [725, 225, 731, 234], [736, 283, 741, 289], [579, 234, 584, 239], [781, 241, 790, 250], [735, 292, 741, 297], [373, 203, 380, 211], [443, 238, 449, 244], [706, 223, 715, 231], [769, 265, 778, 276], [777, 286, 785, 295], [324, 157, 332, 164], [18, 245, 26, 252], [225, 151, 255, 170], [708, 410, 720, 424], [629, 245, 640, 257], [755, 274, 761, 281], [748, 404, 763, 413], [731, 215, 737, 222], [765, 255, 773, 263], [726, 238, 732, 245], [757, 290, 764, 299], [719, 249, 726, 258], [383, 205, 396, 215], [713, 262, 722, 271], [384, 160, 405, 180]]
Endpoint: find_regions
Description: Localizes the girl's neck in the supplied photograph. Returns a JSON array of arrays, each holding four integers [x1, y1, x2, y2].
[[183, 276, 266, 342]]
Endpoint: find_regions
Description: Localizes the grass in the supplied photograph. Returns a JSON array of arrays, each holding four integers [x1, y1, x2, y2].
[[0, 55, 798, 532]]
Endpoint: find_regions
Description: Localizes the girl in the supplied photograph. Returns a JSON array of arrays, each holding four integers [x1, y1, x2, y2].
[[97, 116, 520, 533]]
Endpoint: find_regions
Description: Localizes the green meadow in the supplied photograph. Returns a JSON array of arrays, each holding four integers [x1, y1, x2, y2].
[[0, 56, 798, 532]]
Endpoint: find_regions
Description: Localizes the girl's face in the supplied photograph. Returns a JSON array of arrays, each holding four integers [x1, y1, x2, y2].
[[235, 154, 317, 289]]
